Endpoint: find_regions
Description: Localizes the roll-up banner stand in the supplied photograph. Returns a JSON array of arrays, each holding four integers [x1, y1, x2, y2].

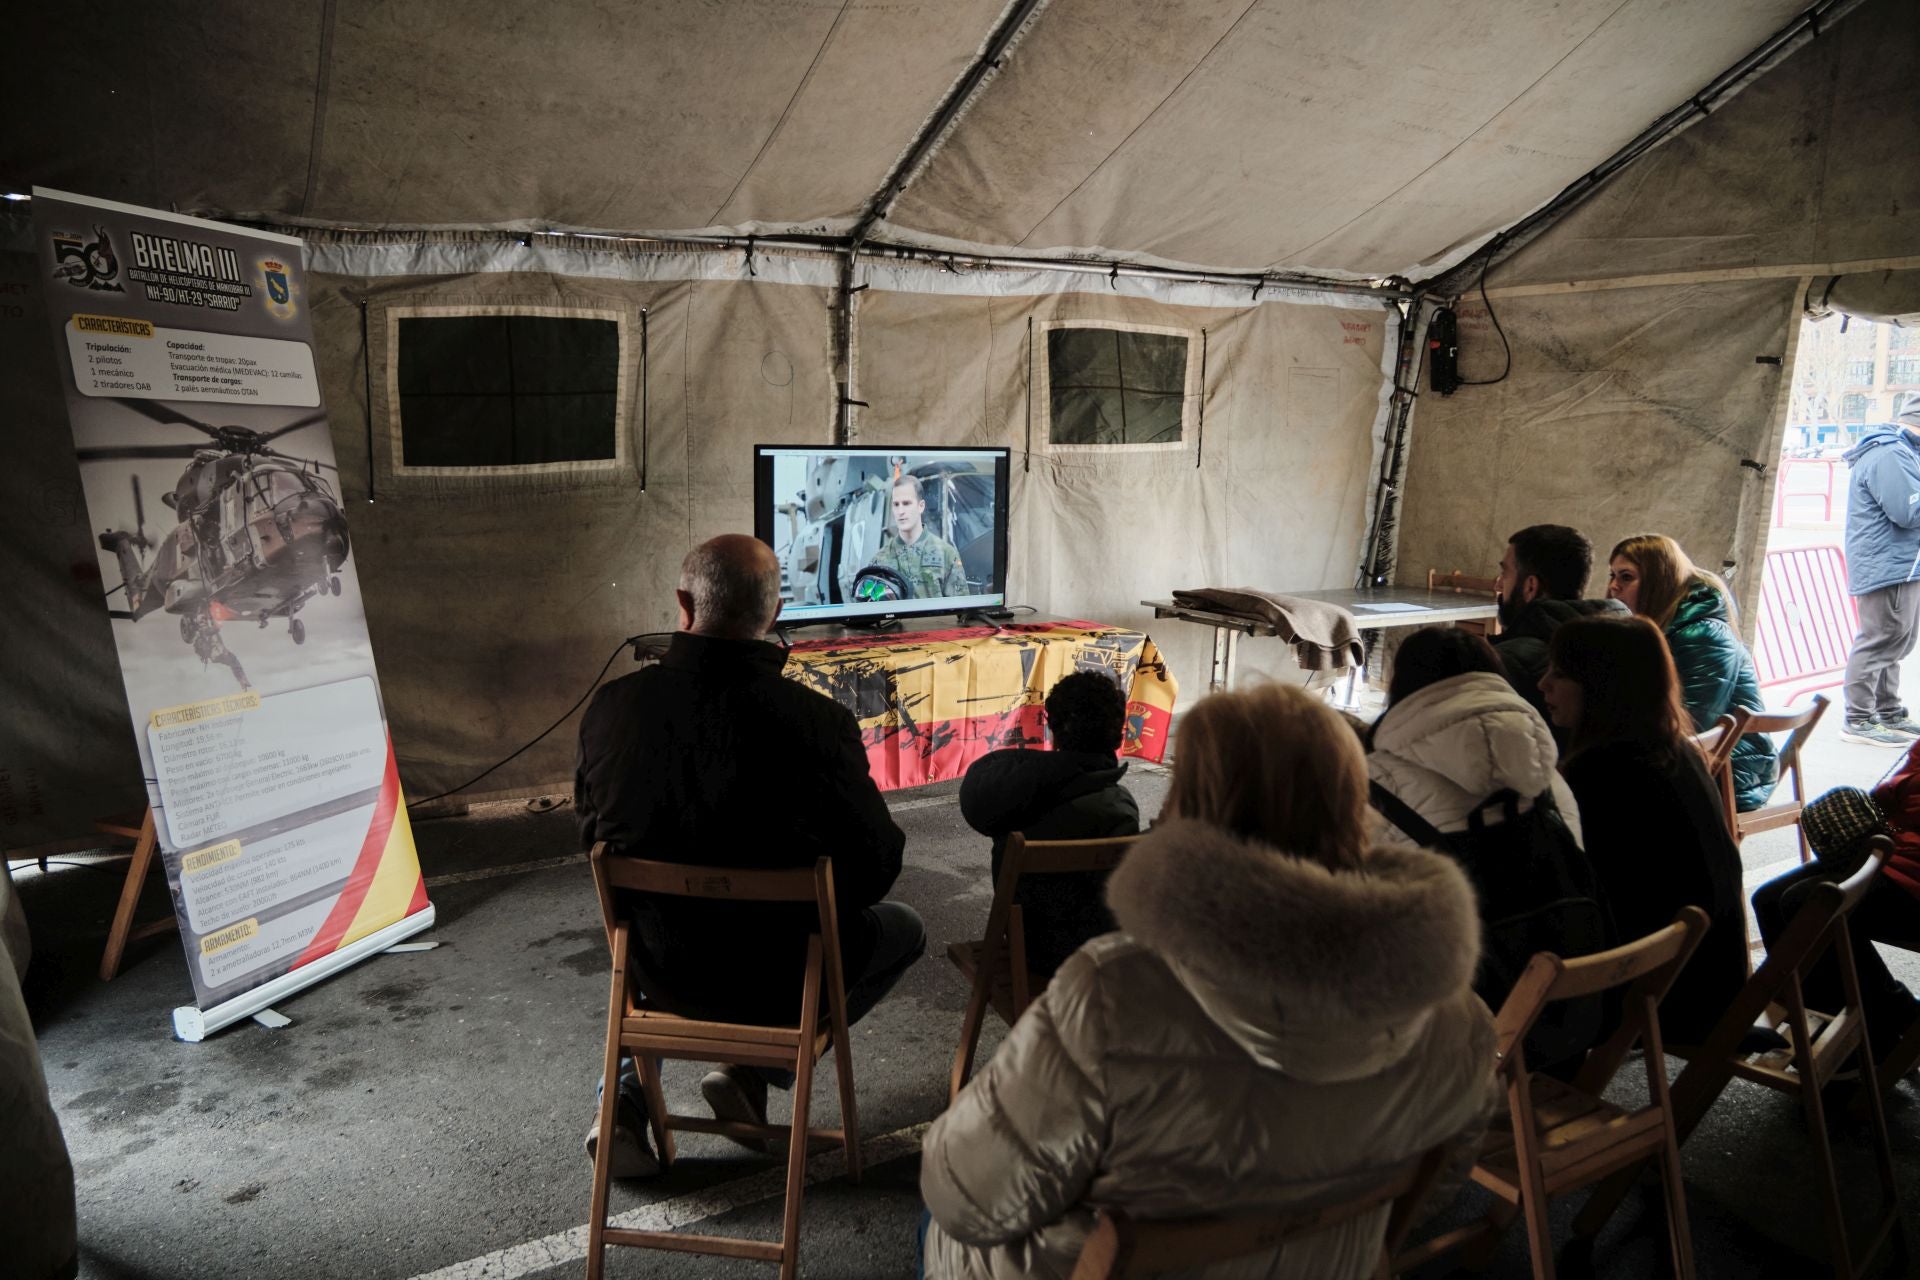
[[31, 189, 433, 1040]]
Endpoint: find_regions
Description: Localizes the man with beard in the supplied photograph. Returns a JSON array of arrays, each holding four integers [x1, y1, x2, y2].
[[1491, 524, 1626, 730]]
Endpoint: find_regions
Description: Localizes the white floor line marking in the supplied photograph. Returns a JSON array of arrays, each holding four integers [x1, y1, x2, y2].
[[425, 853, 588, 888], [887, 794, 957, 813], [403, 1123, 929, 1280]]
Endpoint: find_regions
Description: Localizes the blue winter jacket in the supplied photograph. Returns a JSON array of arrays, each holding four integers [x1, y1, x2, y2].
[[1843, 426, 1920, 595]]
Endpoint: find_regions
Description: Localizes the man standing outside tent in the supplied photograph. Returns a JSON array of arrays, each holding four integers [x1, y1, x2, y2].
[[574, 534, 923, 1175], [871, 473, 968, 599], [1841, 393, 1920, 745], [1489, 524, 1626, 725]]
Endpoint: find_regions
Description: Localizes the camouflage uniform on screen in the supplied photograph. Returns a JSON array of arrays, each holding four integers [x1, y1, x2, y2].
[[870, 530, 969, 599]]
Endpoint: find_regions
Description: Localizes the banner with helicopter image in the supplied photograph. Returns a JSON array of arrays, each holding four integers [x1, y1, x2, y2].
[[32, 189, 433, 1040]]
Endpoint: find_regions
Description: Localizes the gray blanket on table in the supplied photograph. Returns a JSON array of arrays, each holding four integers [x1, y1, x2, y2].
[[1171, 587, 1364, 672]]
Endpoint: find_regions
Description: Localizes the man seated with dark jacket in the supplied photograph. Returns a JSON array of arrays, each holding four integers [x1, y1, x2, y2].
[[1491, 524, 1627, 728], [958, 670, 1141, 977], [575, 534, 923, 1176]]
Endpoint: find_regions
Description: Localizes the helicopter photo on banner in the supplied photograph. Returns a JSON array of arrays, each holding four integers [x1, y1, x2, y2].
[[33, 189, 434, 1041]]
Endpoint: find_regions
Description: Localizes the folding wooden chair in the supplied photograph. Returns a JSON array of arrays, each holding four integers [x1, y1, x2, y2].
[[1395, 908, 1709, 1280], [586, 844, 861, 1280], [948, 833, 1136, 1102], [1575, 841, 1902, 1279], [1724, 695, 1830, 864], [1427, 568, 1501, 637], [1070, 1142, 1454, 1280], [1690, 713, 1740, 836]]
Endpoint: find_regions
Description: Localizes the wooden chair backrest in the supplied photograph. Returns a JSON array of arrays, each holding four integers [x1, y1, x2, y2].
[[1692, 713, 1741, 835], [1491, 907, 1709, 1090], [1009, 832, 1138, 878], [1737, 692, 1828, 756], [1738, 694, 1829, 810], [1068, 1144, 1453, 1279], [1748, 839, 1889, 992], [1691, 713, 1739, 774], [979, 832, 1137, 980], [588, 843, 842, 969], [1426, 568, 1499, 597]]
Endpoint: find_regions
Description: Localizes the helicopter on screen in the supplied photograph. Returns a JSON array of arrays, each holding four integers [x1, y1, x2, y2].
[[81, 399, 352, 689]]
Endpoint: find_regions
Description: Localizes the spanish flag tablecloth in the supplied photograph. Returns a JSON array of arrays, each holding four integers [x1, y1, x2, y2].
[[784, 619, 1178, 792]]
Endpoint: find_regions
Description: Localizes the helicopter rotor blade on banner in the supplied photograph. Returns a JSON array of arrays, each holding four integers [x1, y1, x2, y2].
[[113, 396, 224, 436], [257, 411, 330, 442], [262, 450, 340, 472], [74, 443, 207, 462]]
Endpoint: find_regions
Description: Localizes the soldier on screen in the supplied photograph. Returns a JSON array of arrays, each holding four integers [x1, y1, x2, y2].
[[869, 473, 968, 599]]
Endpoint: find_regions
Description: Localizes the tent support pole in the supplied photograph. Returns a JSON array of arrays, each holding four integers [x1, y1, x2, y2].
[[1358, 298, 1426, 589]]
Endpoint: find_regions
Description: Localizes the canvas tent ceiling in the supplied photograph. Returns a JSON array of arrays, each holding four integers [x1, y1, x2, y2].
[[2, 0, 1908, 848], [0, 0, 1817, 281]]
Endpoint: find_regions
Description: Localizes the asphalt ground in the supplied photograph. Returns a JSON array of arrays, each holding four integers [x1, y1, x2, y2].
[[16, 752, 1920, 1279]]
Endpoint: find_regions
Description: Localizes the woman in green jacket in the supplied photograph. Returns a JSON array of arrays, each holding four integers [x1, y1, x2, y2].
[[1607, 534, 1778, 811]]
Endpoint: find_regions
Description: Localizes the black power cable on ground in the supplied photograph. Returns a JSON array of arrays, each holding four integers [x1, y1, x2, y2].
[[405, 633, 673, 812]]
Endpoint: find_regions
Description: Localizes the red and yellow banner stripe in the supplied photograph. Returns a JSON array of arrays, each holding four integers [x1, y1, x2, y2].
[[785, 619, 1177, 791]]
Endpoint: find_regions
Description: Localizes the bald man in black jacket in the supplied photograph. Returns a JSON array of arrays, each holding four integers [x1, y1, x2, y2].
[[575, 535, 922, 1173]]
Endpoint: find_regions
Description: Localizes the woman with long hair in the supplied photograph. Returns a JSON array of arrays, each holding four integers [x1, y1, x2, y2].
[[1540, 615, 1748, 1043], [919, 683, 1496, 1280], [1606, 533, 1776, 810]]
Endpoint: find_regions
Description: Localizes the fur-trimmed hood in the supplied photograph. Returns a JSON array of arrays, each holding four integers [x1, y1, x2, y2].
[[1106, 818, 1481, 1079]]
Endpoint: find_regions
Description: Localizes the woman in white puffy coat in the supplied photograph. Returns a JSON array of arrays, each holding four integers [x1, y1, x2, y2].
[[919, 683, 1497, 1279], [1366, 627, 1582, 849]]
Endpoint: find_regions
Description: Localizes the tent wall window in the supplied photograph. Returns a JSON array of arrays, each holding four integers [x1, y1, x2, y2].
[[396, 314, 621, 468], [1044, 325, 1191, 447]]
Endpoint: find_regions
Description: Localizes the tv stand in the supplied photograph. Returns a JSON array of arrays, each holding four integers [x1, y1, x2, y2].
[[955, 607, 1017, 627]]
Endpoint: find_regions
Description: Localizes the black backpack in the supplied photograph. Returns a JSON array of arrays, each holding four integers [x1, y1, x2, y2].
[[1370, 783, 1618, 1073]]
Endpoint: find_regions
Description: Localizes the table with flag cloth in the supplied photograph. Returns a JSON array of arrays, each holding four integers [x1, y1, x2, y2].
[[782, 619, 1178, 791]]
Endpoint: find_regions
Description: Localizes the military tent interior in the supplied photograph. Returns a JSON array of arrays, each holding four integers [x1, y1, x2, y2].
[[4, 0, 1920, 1276]]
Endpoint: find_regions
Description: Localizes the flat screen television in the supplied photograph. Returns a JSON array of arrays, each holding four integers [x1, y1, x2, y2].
[[754, 444, 1011, 625]]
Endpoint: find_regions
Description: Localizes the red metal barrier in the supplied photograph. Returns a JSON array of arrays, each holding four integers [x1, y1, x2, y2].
[[1772, 457, 1837, 526], [1754, 544, 1858, 704]]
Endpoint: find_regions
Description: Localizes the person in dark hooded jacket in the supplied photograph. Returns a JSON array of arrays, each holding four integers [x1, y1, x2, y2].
[[959, 670, 1140, 976], [1607, 534, 1777, 812], [1839, 394, 1920, 746], [1491, 524, 1628, 730]]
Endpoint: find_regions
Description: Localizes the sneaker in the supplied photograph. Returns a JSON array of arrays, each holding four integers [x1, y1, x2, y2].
[[701, 1066, 773, 1153], [1841, 720, 1914, 746], [584, 1096, 660, 1179], [1876, 714, 1920, 738]]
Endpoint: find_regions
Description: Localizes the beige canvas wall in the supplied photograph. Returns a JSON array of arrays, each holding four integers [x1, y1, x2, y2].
[[307, 267, 844, 804], [1393, 0, 1917, 632], [1, 240, 1395, 846], [1396, 279, 1798, 624], [856, 285, 1394, 691]]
